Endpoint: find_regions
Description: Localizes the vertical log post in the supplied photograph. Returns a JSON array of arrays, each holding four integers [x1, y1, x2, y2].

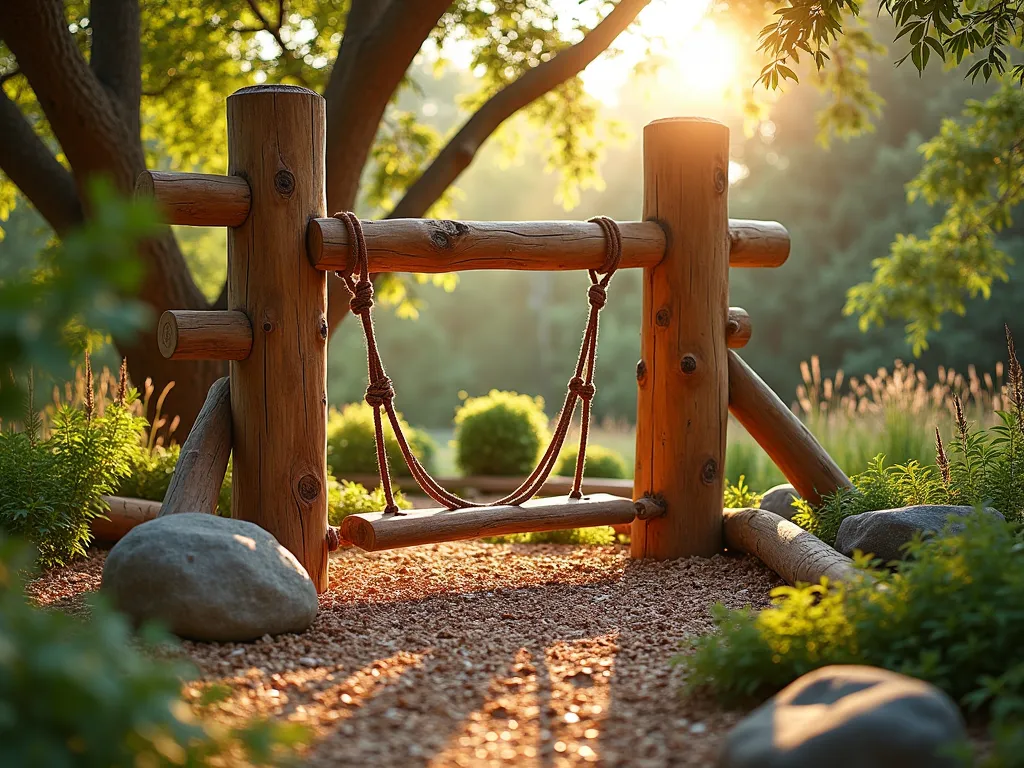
[[227, 85, 330, 592], [633, 118, 730, 559]]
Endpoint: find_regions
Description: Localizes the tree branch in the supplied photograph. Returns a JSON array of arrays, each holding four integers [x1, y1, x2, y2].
[[323, 0, 451, 211], [0, 87, 83, 234], [89, 0, 142, 135], [390, 0, 652, 219], [0, 0, 142, 182]]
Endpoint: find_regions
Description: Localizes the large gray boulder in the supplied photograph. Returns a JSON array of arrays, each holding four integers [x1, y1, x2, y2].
[[835, 505, 1004, 563], [719, 665, 967, 768], [102, 513, 319, 642], [759, 484, 801, 521]]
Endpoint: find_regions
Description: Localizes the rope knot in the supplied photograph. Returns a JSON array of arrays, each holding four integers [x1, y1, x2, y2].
[[349, 281, 375, 315], [588, 284, 607, 310], [326, 526, 341, 552], [568, 377, 596, 401], [364, 377, 395, 408]]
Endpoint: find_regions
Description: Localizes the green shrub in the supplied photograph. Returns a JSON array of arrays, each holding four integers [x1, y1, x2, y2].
[[454, 390, 549, 476], [0, 373, 145, 568], [485, 525, 616, 545], [0, 535, 305, 766], [725, 475, 762, 509], [327, 402, 437, 478], [116, 444, 180, 502], [678, 513, 1024, 764], [553, 444, 628, 479]]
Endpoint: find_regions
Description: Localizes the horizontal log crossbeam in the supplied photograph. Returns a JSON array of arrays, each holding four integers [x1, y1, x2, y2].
[[307, 217, 790, 274], [135, 171, 251, 227], [340, 494, 665, 552], [158, 310, 253, 361]]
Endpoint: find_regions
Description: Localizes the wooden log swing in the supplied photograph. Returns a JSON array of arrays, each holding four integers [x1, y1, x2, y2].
[[135, 84, 853, 593]]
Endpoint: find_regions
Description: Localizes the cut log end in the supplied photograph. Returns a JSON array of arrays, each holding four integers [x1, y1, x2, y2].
[[157, 310, 253, 361], [726, 307, 752, 349], [134, 170, 252, 228]]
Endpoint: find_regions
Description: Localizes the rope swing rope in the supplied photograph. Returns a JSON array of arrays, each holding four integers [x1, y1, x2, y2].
[[326, 213, 622, 547]]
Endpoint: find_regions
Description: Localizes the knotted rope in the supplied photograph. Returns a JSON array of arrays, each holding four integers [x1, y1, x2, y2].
[[327, 213, 622, 536]]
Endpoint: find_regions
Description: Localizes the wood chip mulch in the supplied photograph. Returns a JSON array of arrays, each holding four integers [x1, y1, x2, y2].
[[30, 542, 784, 767]]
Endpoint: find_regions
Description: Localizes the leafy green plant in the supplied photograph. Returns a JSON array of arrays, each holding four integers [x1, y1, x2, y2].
[[326, 402, 437, 479], [554, 444, 628, 479], [0, 359, 145, 567], [0, 534, 305, 766], [454, 390, 550, 476], [725, 475, 762, 509], [678, 513, 1024, 763], [117, 444, 180, 503]]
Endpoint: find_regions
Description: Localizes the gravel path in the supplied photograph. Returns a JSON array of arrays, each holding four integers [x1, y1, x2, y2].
[[30, 543, 783, 767]]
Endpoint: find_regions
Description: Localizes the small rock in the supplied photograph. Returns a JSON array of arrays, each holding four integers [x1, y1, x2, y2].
[[759, 484, 801, 520], [690, 722, 707, 734], [299, 656, 318, 667], [719, 665, 967, 768], [835, 505, 1004, 563], [101, 513, 319, 642]]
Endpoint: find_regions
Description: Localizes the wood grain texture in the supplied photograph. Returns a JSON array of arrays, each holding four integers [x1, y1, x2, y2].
[[157, 310, 253, 360], [632, 118, 730, 559], [728, 219, 790, 267], [728, 350, 853, 506], [135, 170, 251, 227], [723, 507, 862, 585], [726, 307, 752, 349], [341, 494, 638, 551], [227, 85, 330, 592], [160, 377, 232, 516], [308, 217, 789, 274], [93, 496, 161, 540]]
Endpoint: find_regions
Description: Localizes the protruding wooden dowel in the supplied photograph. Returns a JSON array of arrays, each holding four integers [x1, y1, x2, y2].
[[158, 310, 253, 361], [728, 350, 853, 505], [308, 218, 666, 274], [723, 508, 862, 585], [728, 219, 790, 268], [161, 377, 232, 516], [727, 307, 752, 349], [307, 217, 790, 274], [341, 494, 638, 552], [135, 171, 251, 227]]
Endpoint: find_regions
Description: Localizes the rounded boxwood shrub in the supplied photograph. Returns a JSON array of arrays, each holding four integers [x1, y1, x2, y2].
[[326, 402, 437, 478], [454, 390, 550, 476], [554, 444, 629, 479]]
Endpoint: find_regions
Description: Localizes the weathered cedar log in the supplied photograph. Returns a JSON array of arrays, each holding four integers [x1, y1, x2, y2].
[[160, 377, 232, 516], [93, 497, 161, 540], [728, 219, 790, 268], [341, 494, 640, 552], [723, 507, 862, 584], [307, 217, 790, 274], [727, 307, 752, 349], [135, 171, 251, 227], [157, 310, 253, 360], [728, 350, 853, 505], [633, 118, 730, 559], [228, 85, 330, 592]]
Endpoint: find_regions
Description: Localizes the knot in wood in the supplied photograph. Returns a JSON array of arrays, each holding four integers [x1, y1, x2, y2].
[[428, 220, 469, 250], [568, 376, 596, 401], [636, 359, 647, 383], [364, 377, 394, 408], [274, 169, 295, 197], [319, 316, 329, 341], [588, 284, 607, 310], [681, 354, 697, 374], [349, 281, 374, 314], [701, 458, 718, 485], [714, 166, 727, 194], [298, 473, 321, 502], [159, 318, 175, 349], [325, 526, 341, 552], [656, 308, 671, 327], [262, 320, 274, 333]]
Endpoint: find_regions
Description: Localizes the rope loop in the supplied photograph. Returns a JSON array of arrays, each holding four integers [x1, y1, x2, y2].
[[364, 377, 395, 408], [588, 284, 607, 310], [349, 281, 375, 315], [326, 526, 341, 552]]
